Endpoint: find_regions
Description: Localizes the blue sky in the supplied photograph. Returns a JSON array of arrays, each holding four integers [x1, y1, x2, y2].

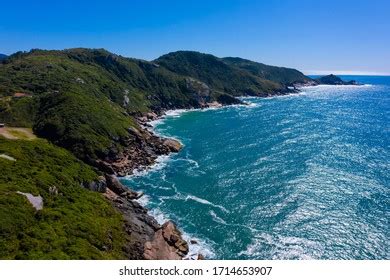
[[1, 0, 389, 74]]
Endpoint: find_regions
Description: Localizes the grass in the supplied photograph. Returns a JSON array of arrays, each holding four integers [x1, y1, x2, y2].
[[0, 137, 128, 259]]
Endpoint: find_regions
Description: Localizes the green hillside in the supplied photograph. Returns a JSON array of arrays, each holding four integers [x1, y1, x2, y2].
[[155, 51, 283, 96], [0, 138, 128, 259], [222, 56, 311, 85], [0, 48, 207, 160]]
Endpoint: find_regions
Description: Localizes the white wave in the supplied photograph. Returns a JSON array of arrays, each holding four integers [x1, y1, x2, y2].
[[304, 84, 372, 90], [172, 158, 200, 169], [209, 210, 227, 225], [182, 232, 216, 260], [238, 232, 323, 260], [129, 155, 171, 177], [165, 109, 192, 117], [136, 194, 150, 207], [149, 101, 261, 128], [185, 195, 230, 213]]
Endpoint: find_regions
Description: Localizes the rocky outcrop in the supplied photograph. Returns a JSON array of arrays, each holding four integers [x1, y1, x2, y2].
[[216, 93, 243, 105], [95, 123, 183, 177], [104, 188, 188, 260], [105, 174, 142, 199], [144, 221, 189, 260], [163, 139, 182, 152], [83, 176, 107, 192]]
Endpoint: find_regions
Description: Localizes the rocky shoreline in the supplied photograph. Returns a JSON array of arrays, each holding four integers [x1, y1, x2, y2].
[[90, 91, 305, 260], [83, 109, 203, 260]]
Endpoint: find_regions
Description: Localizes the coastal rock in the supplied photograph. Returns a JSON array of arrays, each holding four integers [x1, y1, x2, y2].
[[144, 221, 189, 260], [216, 93, 243, 105], [163, 139, 183, 152], [94, 159, 115, 175], [96, 123, 183, 176], [105, 174, 142, 199], [105, 174, 128, 195], [104, 189, 187, 260], [104, 189, 159, 259], [146, 112, 158, 120]]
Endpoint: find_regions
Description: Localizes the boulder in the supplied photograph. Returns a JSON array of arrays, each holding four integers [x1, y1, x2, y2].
[[163, 139, 182, 152], [105, 174, 128, 195], [143, 221, 189, 260], [84, 176, 107, 192], [146, 112, 158, 120]]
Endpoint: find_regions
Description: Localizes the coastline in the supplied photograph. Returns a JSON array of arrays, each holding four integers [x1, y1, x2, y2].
[[112, 82, 370, 260], [117, 102, 229, 260]]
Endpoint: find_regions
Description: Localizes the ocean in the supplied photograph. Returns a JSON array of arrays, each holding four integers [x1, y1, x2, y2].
[[121, 76, 390, 260]]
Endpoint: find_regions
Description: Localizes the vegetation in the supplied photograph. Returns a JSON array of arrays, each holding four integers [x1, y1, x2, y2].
[[0, 49, 211, 160], [155, 51, 283, 96], [222, 56, 311, 85], [0, 138, 128, 259]]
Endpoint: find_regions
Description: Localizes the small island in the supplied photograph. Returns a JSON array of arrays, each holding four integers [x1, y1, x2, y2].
[[315, 74, 360, 85]]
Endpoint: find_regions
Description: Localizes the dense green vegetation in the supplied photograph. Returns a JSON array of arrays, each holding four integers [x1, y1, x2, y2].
[[222, 57, 311, 85], [155, 51, 283, 96], [0, 138, 128, 259]]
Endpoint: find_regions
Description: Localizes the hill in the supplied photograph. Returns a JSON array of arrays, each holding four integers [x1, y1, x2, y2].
[[0, 54, 7, 61], [222, 56, 312, 85], [0, 48, 219, 162], [154, 51, 287, 96], [0, 138, 130, 259]]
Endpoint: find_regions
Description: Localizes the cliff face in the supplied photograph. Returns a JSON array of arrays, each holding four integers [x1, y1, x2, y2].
[[0, 48, 315, 260]]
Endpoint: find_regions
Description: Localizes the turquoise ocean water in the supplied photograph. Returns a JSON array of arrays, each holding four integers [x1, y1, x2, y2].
[[121, 76, 389, 259]]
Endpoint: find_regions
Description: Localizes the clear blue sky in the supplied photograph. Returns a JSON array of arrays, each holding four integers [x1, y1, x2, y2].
[[1, 0, 389, 74]]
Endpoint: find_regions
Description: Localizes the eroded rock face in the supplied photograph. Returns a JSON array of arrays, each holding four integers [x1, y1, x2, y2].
[[104, 189, 159, 259], [144, 221, 189, 260], [105, 174, 142, 199], [96, 124, 183, 177], [104, 189, 187, 260]]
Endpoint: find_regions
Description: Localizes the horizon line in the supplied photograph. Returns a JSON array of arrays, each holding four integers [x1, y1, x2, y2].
[[303, 70, 390, 76]]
